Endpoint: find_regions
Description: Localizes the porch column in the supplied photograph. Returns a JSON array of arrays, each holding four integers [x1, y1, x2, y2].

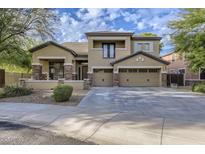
[[161, 73, 167, 87], [113, 73, 119, 87], [72, 60, 77, 80], [32, 64, 42, 80], [64, 63, 73, 80]]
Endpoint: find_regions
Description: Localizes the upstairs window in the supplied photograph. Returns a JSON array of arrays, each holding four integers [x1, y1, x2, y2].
[[136, 43, 143, 51], [102, 43, 115, 58], [135, 42, 151, 52], [144, 43, 150, 51]]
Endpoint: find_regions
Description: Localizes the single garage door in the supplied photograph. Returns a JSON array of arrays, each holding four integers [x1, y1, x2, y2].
[[119, 68, 160, 87], [93, 69, 113, 87]]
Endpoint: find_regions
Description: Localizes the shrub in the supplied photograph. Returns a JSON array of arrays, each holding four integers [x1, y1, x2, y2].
[[192, 83, 205, 93], [53, 85, 73, 102], [192, 83, 197, 92], [0, 92, 6, 98], [3, 85, 32, 97]]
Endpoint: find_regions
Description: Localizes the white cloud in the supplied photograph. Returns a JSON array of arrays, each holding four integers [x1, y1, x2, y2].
[[77, 8, 105, 20], [105, 8, 122, 20], [54, 8, 181, 53], [55, 9, 112, 42], [120, 9, 180, 51], [137, 22, 145, 30]]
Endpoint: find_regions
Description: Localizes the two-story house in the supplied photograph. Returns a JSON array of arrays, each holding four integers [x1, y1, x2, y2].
[[29, 31, 169, 88]]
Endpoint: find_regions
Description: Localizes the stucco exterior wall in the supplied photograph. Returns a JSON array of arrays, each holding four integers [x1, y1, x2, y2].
[[64, 80, 84, 89], [26, 80, 58, 90], [5, 72, 31, 86], [25, 80, 84, 90], [88, 36, 131, 72], [113, 54, 167, 72], [93, 40, 125, 48], [32, 44, 74, 64], [40, 60, 49, 73], [62, 42, 88, 55]]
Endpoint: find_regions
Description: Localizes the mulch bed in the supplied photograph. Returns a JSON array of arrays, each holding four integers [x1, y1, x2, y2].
[[0, 90, 89, 106]]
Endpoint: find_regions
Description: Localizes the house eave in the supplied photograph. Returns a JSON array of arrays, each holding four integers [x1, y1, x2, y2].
[[110, 51, 170, 66], [85, 31, 134, 37], [131, 36, 162, 41], [29, 41, 78, 56]]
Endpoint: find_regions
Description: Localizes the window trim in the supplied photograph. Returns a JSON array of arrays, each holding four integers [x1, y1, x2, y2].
[[134, 42, 153, 53], [143, 43, 150, 51], [102, 43, 115, 59]]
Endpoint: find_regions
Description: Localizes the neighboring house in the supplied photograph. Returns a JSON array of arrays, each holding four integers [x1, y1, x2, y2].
[[161, 51, 205, 85], [29, 31, 169, 87]]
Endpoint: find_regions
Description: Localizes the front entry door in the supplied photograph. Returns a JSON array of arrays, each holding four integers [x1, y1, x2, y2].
[[49, 62, 64, 80], [82, 66, 88, 80]]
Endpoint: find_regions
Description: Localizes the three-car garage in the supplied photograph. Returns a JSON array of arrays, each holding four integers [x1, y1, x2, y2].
[[91, 52, 169, 87], [92, 68, 161, 87]]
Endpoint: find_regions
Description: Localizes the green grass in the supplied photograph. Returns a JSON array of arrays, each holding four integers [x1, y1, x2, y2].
[[0, 63, 30, 73]]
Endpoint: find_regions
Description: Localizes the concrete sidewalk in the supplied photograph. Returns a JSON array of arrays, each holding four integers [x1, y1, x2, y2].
[[0, 102, 205, 144]]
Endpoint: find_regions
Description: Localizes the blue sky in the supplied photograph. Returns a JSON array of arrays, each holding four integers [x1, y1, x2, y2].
[[54, 8, 182, 55]]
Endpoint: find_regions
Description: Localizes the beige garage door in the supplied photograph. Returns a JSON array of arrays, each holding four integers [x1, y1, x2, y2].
[[93, 69, 113, 87], [119, 68, 160, 87]]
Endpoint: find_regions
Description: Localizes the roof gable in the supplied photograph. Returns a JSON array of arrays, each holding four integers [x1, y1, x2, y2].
[[111, 51, 170, 65], [29, 41, 78, 56], [62, 42, 88, 55]]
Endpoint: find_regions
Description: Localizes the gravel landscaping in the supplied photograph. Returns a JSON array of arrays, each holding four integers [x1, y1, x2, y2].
[[0, 121, 95, 145], [0, 89, 89, 106]]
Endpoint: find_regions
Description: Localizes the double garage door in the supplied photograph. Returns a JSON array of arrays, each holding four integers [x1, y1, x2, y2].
[[119, 68, 160, 87], [93, 68, 160, 87]]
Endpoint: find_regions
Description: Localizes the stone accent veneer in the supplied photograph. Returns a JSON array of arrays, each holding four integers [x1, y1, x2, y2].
[[161, 73, 167, 87], [87, 73, 93, 86], [83, 79, 91, 90], [113, 73, 119, 87], [32, 65, 42, 80], [64, 64, 73, 80]]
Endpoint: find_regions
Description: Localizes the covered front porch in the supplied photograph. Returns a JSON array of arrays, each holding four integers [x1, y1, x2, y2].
[[32, 58, 88, 81]]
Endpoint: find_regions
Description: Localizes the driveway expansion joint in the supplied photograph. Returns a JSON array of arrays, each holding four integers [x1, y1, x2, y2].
[[160, 117, 166, 145], [83, 111, 124, 142]]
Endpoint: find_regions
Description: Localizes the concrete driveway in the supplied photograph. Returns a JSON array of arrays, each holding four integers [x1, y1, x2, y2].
[[80, 87, 205, 122], [0, 87, 205, 144]]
